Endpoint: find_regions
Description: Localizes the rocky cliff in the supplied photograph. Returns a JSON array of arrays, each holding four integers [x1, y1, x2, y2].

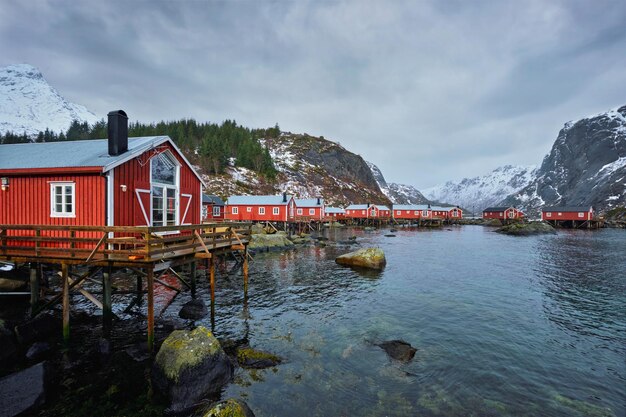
[[503, 106, 626, 215], [366, 162, 430, 205]]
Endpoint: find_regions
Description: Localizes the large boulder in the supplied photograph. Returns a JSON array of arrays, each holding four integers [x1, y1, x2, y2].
[[496, 222, 556, 236], [336, 248, 386, 270], [152, 326, 233, 413], [0, 361, 51, 417], [248, 233, 294, 251], [179, 298, 208, 320], [249, 224, 267, 235], [203, 398, 255, 417]]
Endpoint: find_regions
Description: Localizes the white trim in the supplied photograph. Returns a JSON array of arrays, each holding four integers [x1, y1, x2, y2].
[[259, 207, 266, 215], [181, 193, 193, 225], [150, 150, 180, 227], [50, 182, 76, 218], [102, 136, 206, 186], [135, 188, 151, 226], [232, 207, 239, 215], [106, 170, 114, 227], [273, 207, 280, 215]]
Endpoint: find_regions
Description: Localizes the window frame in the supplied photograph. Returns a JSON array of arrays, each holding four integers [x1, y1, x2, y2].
[[297, 208, 303, 215], [273, 207, 280, 215], [309, 208, 315, 215], [232, 207, 239, 215], [259, 207, 266, 215], [212, 206, 221, 217], [50, 182, 76, 218], [150, 150, 180, 229]]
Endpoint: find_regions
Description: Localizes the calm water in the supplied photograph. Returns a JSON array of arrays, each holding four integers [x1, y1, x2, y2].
[[201, 226, 625, 417]]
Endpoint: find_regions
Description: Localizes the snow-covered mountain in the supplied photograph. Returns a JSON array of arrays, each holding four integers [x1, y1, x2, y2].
[[0, 64, 98, 136], [502, 105, 626, 215], [366, 161, 430, 205], [423, 165, 537, 212]]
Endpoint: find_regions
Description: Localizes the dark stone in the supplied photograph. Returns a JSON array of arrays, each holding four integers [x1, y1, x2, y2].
[[384, 234, 396, 237], [236, 347, 282, 369], [203, 398, 256, 417], [179, 298, 208, 320], [348, 236, 357, 241], [14, 314, 60, 346], [390, 229, 397, 232], [97, 338, 112, 357], [0, 322, 17, 369], [316, 236, 329, 241], [377, 340, 417, 362], [0, 361, 50, 417], [26, 342, 52, 362]]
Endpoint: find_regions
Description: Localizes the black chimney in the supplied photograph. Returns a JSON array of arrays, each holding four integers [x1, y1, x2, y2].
[[108, 110, 128, 156], [282, 192, 287, 203], [316, 197, 321, 205]]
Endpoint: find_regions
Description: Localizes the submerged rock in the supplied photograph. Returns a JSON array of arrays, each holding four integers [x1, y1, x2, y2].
[[385, 234, 396, 237], [336, 248, 386, 270], [152, 326, 233, 413], [496, 222, 556, 236], [179, 298, 208, 320], [377, 340, 417, 362], [248, 234, 294, 251], [203, 398, 256, 417], [236, 347, 282, 369], [0, 361, 51, 416]]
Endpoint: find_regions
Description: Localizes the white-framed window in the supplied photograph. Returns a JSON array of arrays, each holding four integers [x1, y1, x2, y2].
[[422, 210, 428, 216], [202, 205, 208, 219], [396, 210, 401, 215], [273, 207, 280, 215], [247, 207, 252, 212], [578, 212, 584, 218], [259, 207, 266, 215], [50, 182, 75, 217], [297, 208, 303, 215], [309, 208, 315, 215], [151, 151, 179, 227], [546, 212, 552, 218], [213, 206, 220, 216], [414, 211, 419, 215], [558, 212, 562, 216], [232, 207, 239, 214], [361, 210, 365, 215]]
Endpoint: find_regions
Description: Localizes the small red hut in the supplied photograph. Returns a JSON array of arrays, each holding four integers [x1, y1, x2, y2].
[[447, 206, 463, 219], [482, 206, 524, 220], [202, 194, 225, 221], [345, 204, 391, 219], [324, 206, 345, 220], [0, 111, 203, 236], [294, 198, 325, 221], [225, 194, 295, 222], [541, 206, 594, 221]]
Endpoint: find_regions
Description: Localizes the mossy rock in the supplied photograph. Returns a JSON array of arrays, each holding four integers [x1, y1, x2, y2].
[[236, 347, 282, 369], [152, 327, 233, 413], [248, 234, 294, 250], [553, 394, 615, 417], [484, 219, 503, 227], [496, 221, 556, 236], [203, 398, 255, 417], [336, 247, 386, 270]]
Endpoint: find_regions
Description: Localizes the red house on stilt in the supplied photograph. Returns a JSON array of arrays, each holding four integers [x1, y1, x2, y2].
[[225, 194, 296, 222], [0, 110, 203, 245]]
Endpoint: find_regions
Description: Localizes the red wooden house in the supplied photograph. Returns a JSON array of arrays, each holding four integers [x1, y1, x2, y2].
[[482, 206, 524, 220], [345, 204, 391, 219], [294, 198, 325, 221], [430, 206, 450, 219], [392, 205, 426, 220], [447, 206, 463, 219], [324, 206, 346, 220], [225, 194, 296, 222], [202, 194, 225, 221], [541, 206, 594, 221], [0, 111, 203, 245]]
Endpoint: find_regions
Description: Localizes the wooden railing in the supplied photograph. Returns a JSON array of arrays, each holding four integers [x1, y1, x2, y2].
[[0, 223, 251, 265]]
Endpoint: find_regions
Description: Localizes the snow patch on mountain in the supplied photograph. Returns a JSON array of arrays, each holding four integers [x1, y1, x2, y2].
[[366, 161, 430, 205], [423, 165, 537, 211], [0, 64, 98, 136]]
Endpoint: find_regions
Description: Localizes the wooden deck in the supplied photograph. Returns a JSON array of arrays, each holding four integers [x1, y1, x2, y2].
[[0, 222, 251, 351]]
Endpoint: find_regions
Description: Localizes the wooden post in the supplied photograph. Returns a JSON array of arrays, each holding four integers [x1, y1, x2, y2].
[[243, 245, 249, 295], [62, 263, 70, 344], [190, 261, 197, 297], [136, 275, 143, 306], [147, 267, 154, 353], [103, 267, 112, 337], [209, 256, 215, 303], [29, 263, 39, 317]]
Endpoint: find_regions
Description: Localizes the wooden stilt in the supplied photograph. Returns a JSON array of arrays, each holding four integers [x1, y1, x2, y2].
[[190, 261, 197, 297], [209, 256, 215, 303], [136, 275, 143, 306], [103, 267, 112, 337], [62, 263, 70, 344], [29, 263, 39, 317], [243, 246, 249, 295], [147, 267, 154, 353]]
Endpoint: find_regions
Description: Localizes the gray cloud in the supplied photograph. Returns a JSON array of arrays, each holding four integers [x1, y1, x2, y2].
[[1, 0, 625, 188]]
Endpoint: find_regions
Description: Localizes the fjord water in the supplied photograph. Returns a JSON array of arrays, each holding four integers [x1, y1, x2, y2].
[[205, 226, 625, 417]]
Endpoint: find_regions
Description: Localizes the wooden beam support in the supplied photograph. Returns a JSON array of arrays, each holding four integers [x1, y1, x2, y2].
[[62, 263, 70, 345], [103, 267, 112, 337], [147, 267, 155, 354], [190, 261, 196, 297], [243, 245, 249, 295], [209, 255, 215, 304], [29, 264, 39, 317]]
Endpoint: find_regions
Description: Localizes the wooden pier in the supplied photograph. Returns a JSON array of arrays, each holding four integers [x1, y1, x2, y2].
[[0, 222, 251, 352]]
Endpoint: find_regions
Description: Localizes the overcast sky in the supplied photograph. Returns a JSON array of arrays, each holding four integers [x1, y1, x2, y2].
[[1, 0, 625, 189]]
